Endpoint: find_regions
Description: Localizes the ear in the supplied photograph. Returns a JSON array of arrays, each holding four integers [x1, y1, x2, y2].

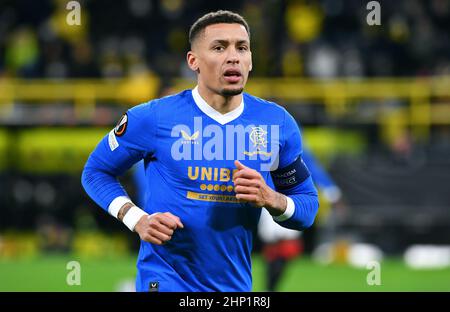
[[186, 51, 199, 72], [249, 51, 253, 72]]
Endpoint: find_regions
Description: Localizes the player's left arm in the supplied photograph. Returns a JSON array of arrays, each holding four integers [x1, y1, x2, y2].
[[233, 110, 319, 231]]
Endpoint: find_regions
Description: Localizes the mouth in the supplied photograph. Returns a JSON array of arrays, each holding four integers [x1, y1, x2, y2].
[[223, 69, 242, 83]]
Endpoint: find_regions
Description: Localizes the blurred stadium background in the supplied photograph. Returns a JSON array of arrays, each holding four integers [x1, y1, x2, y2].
[[0, 0, 449, 291]]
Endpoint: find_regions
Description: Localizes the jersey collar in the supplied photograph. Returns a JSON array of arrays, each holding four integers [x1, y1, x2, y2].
[[192, 86, 244, 125]]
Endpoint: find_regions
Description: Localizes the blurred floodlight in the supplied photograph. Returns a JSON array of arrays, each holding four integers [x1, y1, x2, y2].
[[312, 242, 334, 265], [348, 243, 384, 268], [404, 245, 450, 269]]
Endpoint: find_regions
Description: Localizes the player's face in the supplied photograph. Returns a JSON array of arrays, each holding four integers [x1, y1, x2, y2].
[[189, 23, 252, 97]]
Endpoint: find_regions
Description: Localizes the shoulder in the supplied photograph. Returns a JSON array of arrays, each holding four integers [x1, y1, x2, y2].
[[128, 89, 192, 117], [243, 92, 294, 124], [153, 89, 192, 107]]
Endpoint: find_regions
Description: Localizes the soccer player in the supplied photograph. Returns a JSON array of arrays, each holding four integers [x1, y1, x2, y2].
[[81, 10, 319, 292]]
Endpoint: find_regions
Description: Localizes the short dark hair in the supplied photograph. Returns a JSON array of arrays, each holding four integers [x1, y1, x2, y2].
[[189, 10, 250, 47]]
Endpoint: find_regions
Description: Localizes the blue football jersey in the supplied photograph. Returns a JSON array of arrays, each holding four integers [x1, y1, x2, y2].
[[82, 88, 318, 291]]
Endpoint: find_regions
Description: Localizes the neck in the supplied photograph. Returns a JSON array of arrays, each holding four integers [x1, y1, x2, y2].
[[197, 83, 242, 114]]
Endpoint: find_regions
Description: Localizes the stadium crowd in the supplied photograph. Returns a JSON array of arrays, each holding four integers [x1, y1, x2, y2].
[[0, 0, 449, 81]]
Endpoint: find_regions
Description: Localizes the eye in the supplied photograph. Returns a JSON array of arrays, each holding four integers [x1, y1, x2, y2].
[[238, 46, 249, 52], [213, 46, 225, 52]]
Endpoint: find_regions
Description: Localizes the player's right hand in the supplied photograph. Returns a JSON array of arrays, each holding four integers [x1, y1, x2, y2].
[[134, 212, 184, 245]]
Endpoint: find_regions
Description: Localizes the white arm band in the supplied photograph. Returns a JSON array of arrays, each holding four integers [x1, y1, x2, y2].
[[108, 196, 132, 218], [108, 196, 148, 231], [122, 206, 148, 231], [272, 196, 296, 222]]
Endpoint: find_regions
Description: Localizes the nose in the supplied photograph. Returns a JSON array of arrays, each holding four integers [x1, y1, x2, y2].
[[226, 47, 240, 64]]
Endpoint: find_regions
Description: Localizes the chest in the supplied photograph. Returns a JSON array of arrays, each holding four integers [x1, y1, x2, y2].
[[161, 117, 279, 170], [152, 120, 279, 192]]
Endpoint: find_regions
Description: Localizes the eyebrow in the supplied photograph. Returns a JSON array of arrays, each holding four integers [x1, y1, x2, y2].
[[210, 39, 250, 46]]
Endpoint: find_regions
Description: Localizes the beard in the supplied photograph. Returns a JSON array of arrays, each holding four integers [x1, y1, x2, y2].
[[220, 88, 244, 97], [220, 87, 244, 97]]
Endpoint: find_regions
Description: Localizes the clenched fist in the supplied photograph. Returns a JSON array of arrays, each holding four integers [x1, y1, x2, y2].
[[134, 212, 184, 245], [233, 160, 287, 216]]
